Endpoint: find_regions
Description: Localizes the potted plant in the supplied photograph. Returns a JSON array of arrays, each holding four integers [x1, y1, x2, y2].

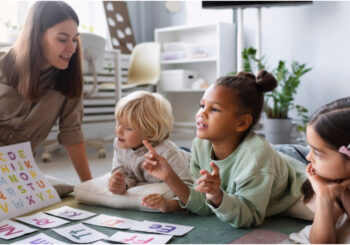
[[241, 47, 312, 144]]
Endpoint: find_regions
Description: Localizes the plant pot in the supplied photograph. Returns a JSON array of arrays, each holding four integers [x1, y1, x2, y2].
[[264, 118, 292, 144]]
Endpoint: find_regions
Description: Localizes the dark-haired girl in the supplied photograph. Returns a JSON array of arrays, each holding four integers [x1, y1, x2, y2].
[[142, 71, 311, 227], [290, 97, 350, 244], [0, 1, 92, 181]]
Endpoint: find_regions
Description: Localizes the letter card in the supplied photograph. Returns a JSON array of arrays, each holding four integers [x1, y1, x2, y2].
[[84, 214, 141, 229], [130, 220, 194, 236], [15, 212, 69, 228], [0, 219, 37, 240], [53, 223, 107, 243], [13, 233, 66, 244], [45, 206, 96, 220], [0, 142, 60, 220], [105, 231, 172, 244]]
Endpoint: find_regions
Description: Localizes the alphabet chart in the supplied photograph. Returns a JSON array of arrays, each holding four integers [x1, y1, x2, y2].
[[0, 142, 60, 220], [53, 223, 107, 243], [84, 214, 141, 229], [45, 206, 96, 220], [15, 212, 69, 228], [105, 231, 172, 244], [0, 220, 36, 240], [13, 233, 66, 244], [130, 220, 194, 236]]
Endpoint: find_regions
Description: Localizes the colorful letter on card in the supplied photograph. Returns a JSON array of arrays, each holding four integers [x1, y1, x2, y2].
[[130, 220, 194, 236], [0, 142, 61, 220], [84, 214, 140, 229], [53, 223, 107, 243], [13, 233, 66, 244], [106, 231, 172, 244], [15, 212, 69, 228], [0, 220, 37, 240], [45, 206, 96, 220]]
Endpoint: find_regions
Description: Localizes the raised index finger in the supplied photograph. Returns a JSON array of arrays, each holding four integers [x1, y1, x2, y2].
[[210, 162, 220, 176], [143, 140, 156, 154]]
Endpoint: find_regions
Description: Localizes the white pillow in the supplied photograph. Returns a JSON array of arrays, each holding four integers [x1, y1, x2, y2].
[[74, 173, 175, 212]]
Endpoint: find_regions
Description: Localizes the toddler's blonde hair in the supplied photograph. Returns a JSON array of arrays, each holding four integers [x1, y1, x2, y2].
[[115, 91, 173, 144]]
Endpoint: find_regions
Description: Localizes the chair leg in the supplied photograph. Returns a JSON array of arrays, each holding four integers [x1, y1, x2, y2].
[[85, 140, 106, 158], [40, 139, 61, 163]]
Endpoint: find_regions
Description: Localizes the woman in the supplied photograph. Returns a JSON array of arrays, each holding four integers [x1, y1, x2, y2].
[[0, 1, 92, 181]]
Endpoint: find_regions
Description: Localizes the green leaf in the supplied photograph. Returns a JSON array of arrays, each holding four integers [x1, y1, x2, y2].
[[239, 46, 312, 119]]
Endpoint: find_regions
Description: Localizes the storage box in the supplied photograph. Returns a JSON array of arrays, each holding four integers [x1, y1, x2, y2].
[[159, 70, 198, 91], [161, 51, 187, 61], [187, 42, 216, 59], [163, 42, 186, 52]]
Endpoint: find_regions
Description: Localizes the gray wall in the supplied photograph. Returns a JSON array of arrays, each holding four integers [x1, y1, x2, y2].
[[127, 1, 350, 119], [127, 1, 186, 43], [242, 1, 350, 118]]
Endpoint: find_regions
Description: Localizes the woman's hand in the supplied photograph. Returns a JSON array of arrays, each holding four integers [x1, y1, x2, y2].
[[195, 162, 223, 207], [142, 140, 174, 181], [108, 171, 127, 194]]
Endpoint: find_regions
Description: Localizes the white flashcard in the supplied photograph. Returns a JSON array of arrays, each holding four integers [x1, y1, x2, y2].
[[13, 233, 66, 244], [0, 142, 61, 220], [0, 220, 37, 240], [95, 240, 111, 244], [130, 220, 194, 236], [84, 214, 141, 229], [105, 231, 172, 244], [53, 223, 107, 244], [15, 212, 69, 228], [45, 206, 96, 220]]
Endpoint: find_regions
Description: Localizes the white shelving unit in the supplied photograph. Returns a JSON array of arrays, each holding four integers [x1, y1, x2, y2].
[[154, 23, 236, 143]]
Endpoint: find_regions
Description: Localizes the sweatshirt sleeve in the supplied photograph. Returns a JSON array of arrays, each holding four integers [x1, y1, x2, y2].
[[57, 95, 85, 145], [164, 148, 194, 187], [111, 138, 137, 188], [179, 145, 213, 215], [206, 172, 275, 228]]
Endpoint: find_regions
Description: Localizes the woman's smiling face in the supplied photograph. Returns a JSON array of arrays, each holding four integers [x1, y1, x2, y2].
[[41, 18, 79, 71]]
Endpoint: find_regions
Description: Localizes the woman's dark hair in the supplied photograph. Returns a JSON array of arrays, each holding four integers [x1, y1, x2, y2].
[[11, 1, 83, 101], [302, 97, 350, 203], [215, 70, 277, 132]]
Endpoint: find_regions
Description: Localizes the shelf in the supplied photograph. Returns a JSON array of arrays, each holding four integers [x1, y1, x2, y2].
[[155, 23, 236, 134], [161, 57, 216, 65]]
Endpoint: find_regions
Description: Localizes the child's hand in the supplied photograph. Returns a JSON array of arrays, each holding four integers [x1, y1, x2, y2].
[[195, 162, 223, 207], [306, 164, 350, 202], [142, 193, 168, 213], [108, 171, 127, 194], [142, 140, 173, 181]]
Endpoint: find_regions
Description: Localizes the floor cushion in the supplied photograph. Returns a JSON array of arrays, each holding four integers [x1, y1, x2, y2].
[[74, 173, 175, 212]]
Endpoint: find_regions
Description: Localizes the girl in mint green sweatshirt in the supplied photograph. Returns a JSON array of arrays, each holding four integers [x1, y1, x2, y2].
[[142, 71, 311, 228]]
